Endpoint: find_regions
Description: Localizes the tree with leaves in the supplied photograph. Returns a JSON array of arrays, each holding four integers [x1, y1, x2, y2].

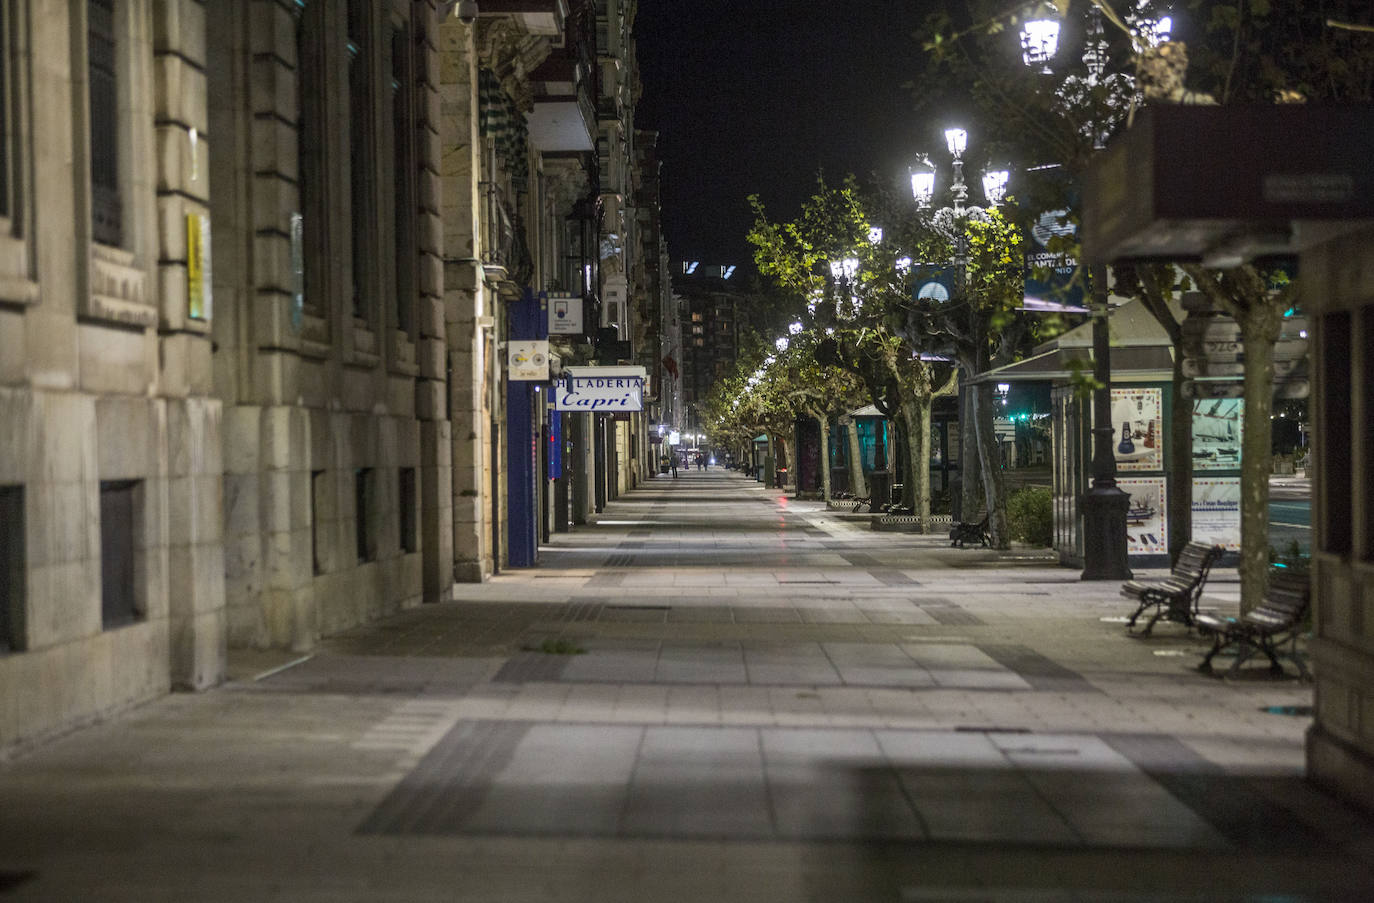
[[916, 0, 1373, 608], [748, 177, 955, 530]]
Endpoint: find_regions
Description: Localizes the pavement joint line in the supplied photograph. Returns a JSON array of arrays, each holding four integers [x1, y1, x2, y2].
[[250, 654, 315, 682]]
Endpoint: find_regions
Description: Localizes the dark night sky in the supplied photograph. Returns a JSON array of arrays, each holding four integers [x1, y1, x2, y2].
[[634, 1, 957, 277]]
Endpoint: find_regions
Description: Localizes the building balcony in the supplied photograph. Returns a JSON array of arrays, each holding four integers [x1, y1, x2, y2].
[[481, 181, 533, 287], [478, 0, 568, 36], [529, 57, 596, 153]]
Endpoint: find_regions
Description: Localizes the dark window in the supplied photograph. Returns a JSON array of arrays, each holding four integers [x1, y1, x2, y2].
[[294, 0, 320, 317], [1321, 311, 1353, 555], [355, 467, 374, 563], [347, 0, 372, 322], [89, 0, 121, 246], [399, 467, 417, 554], [0, 2, 9, 218], [391, 21, 415, 335], [1364, 309, 1374, 562], [311, 469, 325, 575], [100, 480, 140, 629], [0, 485, 23, 652]]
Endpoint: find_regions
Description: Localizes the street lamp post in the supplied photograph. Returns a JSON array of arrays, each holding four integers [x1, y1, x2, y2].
[[830, 254, 891, 509], [914, 131, 1010, 531], [1020, 6, 1130, 580]]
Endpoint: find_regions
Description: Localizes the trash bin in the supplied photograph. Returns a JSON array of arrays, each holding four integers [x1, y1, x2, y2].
[[774, 466, 788, 489]]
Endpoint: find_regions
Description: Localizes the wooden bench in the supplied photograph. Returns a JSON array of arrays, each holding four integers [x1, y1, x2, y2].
[[949, 514, 989, 549], [1195, 568, 1311, 678], [1121, 541, 1224, 635]]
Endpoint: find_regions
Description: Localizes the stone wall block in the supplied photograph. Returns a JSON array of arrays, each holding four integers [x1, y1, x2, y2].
[[96, 396, 153, 480], [154, 122, 208, 200], [418, 257, 444, 305], [0, 309, 24, 386], [153, 55, 208, 135], [252, 120, 299, 183], [417, 212, 441, 256], [415, 378, 444, 422], [249, 0, 296, 63], [0, 388, 30, 483], [153, 0, 207, 67], [417, 336, 444, 380], [251, 173, 297, 236], [159, 332, 192, 400], [250, 56, 297, 124], [77, 324, 156, 398]]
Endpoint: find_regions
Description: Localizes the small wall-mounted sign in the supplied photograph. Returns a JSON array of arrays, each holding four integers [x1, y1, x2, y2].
[[187, 212, 212, 321], [508, 340, 550, 381], [547, 293, 584, 335]]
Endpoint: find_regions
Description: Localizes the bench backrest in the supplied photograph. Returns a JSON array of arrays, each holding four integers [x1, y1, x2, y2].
[[1172, 542, 1223, 582], [1254, 569, 1311, 622]]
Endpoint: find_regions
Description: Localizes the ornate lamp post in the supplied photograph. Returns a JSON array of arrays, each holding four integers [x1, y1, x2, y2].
[[1020, 6, 1131, 580]]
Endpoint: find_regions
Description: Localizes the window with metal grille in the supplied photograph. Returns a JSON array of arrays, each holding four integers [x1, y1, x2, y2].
[[390, 20, 414, 335], [100, 480, 141, 629], [0, 485, 23, 653], [0, 3, 9, 219], [294, 0, 320, 318], [89, 0, 121, 246], [399, 467, 417, 554], [310, 470, 326, 575], [348, 0, 372, 322], [355, 467, 375, 563]]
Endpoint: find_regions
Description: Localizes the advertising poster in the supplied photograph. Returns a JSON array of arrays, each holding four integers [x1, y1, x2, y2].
[[1193, 398, 1243, 470], [1109, 387, 1164, 471], [1192, 477, 1241, 551], [1118, 477, 1167, 556]]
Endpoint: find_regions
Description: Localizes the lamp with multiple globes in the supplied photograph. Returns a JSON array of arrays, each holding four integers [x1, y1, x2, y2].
[[1019, 3, 1132, 580]]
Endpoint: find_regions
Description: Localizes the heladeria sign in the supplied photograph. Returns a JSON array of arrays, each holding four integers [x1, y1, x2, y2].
[[555, 366, 645, 413]]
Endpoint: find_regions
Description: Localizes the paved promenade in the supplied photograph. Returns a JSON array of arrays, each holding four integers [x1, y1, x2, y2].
[[2, 470, 1371, 901]]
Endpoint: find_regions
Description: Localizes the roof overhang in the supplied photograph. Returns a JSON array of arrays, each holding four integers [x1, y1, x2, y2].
[[1083, 104, 1374, 267]]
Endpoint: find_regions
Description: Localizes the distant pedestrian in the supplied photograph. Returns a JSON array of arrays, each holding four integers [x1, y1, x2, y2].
[[696, 453, 704, 471], [670, 455, 679, 479]]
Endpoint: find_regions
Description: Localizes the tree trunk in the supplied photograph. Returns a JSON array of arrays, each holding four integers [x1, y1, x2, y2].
[[898, 400, 922, 512], [792, 420, 801, 496], [959, 381, 982, 521], [1167, 353, 1193, 565], [816, 414, 832, 501], [973, 381, 1010, 549], [847, 421, 868, 498], [898, 411, 917, 510], [1237, 307, 1282, 613], [917, 395, 933, 529]]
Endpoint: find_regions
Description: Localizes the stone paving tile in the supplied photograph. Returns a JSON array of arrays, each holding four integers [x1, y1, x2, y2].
[[4, 470, 1369, 903]]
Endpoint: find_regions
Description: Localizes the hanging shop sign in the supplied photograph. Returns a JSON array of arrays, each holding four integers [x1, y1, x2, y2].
[[1023, 207, 1086, 310], [555, 366, 645, 413], [508, 340, 550, 381], [546, 292, 584, 335]]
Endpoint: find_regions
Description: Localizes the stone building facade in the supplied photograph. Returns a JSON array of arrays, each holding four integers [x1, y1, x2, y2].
[[207, 0, 448, 650], [1, 0, 224, 748], [0, 0, 664, 752]]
